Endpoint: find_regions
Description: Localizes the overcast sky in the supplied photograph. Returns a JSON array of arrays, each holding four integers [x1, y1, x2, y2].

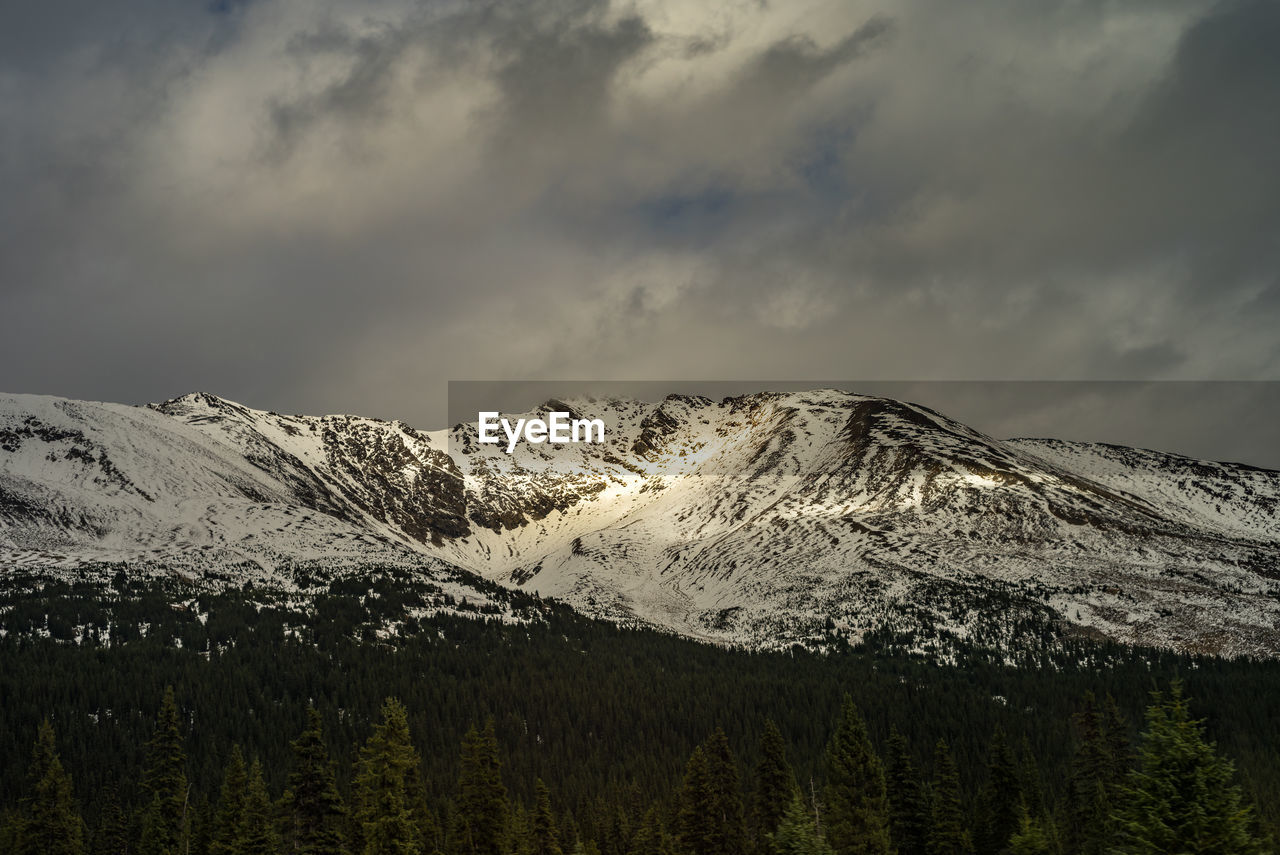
[[2, 1, 1278, 457]]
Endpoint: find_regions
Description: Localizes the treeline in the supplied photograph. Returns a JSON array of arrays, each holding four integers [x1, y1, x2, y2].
[[2, 578, 1280, 853], [4, 577, 1280, 811], [2, 681, 1272, 855]]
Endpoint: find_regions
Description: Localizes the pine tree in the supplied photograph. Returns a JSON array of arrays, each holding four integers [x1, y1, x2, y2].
[[189, 794, 214, 855], [1110, 683, 1268, 855], [973, 726, 1021, 854], [627, 807, 671, 855], [608, 802, 635, 855], [282, 707, 349, 855], [453, 719, 508, 855], [14, 719, 85, 855], [676, 729, 745, 855], [702, 728, 746, 855], [821, 696, 890, 855], [138, 686, 189, 855], [354, 698, 428, 855], [1101, 695, 1133, 789], [676, 745, 711, 855], [1068, 692, 1121, 855], [884, 729, 928, 855], [210, 745, 248, 855], [752, 720, 797, 853], [559, 811, 580, 855], [1004, 806, 1051, 855], [406, 756, 437, 854], [512, 804, 532, 855], [1014, 739, 1046, 829], [927, 740, 971, 855], [2, 809, 23, 854], [767, 794, 834, 855], [528, 780, 563, 855], [237, 760, 281, 855], [93, 784, 129, 855], [1015, 739, 1058, 855]]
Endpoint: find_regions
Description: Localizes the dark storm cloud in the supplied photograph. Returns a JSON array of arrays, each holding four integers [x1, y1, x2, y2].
[[736, 15, 892, 100], [264, 1, 655, 159], [1, 0, 1278, 462], [269, 19, 415, 153], [490, 13, 653, 137], [1121, 0, 1280, 289]]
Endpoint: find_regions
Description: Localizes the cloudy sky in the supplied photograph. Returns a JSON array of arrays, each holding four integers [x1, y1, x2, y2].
[[2, 0, 1278, 438]]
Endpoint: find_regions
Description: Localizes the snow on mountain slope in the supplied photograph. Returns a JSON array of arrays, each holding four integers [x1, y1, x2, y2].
[[0, 393, 455, 585], [150, 393, 469, 546], [1008, 438, 1280, 539], [2, 389, 1278, 657], [460, 392, 1280, 654]]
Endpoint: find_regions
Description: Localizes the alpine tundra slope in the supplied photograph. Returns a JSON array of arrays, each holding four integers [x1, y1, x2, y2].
[[1, 390, 1277, 656]]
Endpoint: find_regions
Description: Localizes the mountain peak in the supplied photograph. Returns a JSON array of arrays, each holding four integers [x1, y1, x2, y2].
[[150, 391, 243, 414]]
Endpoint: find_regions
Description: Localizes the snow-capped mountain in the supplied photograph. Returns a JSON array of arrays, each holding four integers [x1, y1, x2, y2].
[[2, 389, 1278, 657]]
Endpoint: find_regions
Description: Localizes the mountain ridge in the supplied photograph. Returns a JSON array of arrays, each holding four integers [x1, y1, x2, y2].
[[2, 389, 1278, 657]]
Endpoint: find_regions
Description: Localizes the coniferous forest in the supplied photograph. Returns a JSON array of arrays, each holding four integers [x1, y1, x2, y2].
[[0, 570, 1277, 855]]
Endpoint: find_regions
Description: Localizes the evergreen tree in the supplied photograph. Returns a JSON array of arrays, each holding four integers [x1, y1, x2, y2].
[[441, 800, 461, 855], [283, 707, 349, 855], [768, 794, 834, 855], [676, 744, 711, 855], [1015, 739, 1058, 855], [528, 780, 562, 855], [627, 807, 671, 855], [237, 760, 281, 855], [1015, 739, 1047, 830], [138, 686, 189, 855], [884, 729, 928, 855], [1101, 695, 1133, 790], [14, 720, 85, 855], [354, 698, 428, 855], [973, 726, 1021, 854], [93, 785, 129, 855], [1004, 806, 1051, 855], [189, 794, 213, 855], [453, 719, 508, 855], [927, 740, 970, 855], [406, 757, 437, 854], [676, 729, 745, 855], [210, 745, 248, 855], [1068, 692, 1119, 855], [598, 801, 631, 855], [2, 809, 23, 854], [752, 720, 797, 853], [512, 804, 532, 855], [560, 811, 580, 855], [1110, 683, 1268, 855], [703, 728, 747, 855], [821, 696, 890, 855]]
